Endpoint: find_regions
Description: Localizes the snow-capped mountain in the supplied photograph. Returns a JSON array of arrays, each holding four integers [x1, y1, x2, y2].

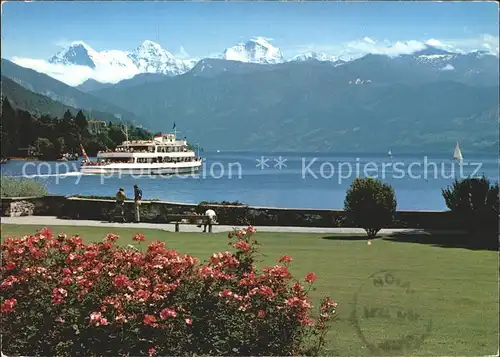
[[222, 38, 284, 64], [128, 40, 197, 75], [348, 78, 372, 85], [408, 45, 457, 66], [290, 51, 338, 62], [49, 40, 197, 79], [49, 41, 101, 68], [19, 38, 498, 87]]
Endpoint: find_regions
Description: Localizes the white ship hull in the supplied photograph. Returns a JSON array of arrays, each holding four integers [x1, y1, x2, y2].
[[80, 161, 202, 175]]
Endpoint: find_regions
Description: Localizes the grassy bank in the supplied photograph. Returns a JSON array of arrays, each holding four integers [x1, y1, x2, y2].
[[1, 224, 497, 356], [0, 176, 48, 197]]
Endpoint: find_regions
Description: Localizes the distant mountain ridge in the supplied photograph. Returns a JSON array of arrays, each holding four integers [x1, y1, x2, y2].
[[76, 78, 113, 92], [89, 61, 498, 153], [1, 59, 139, 123], [85, 44, 498, 89], [49, 40, 196, 78], [1, 75, 128, 124], [10, 37, 500, 86], [3, 48, 498, 154]]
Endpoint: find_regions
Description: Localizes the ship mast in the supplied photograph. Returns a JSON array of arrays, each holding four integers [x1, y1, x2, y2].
[[122, 124, 129, 149], [115, 114, 129, 149]]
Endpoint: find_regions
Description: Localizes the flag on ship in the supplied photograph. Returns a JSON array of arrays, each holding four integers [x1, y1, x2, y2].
[[79, 143, 89, 161], [172, 122, 176, 130]]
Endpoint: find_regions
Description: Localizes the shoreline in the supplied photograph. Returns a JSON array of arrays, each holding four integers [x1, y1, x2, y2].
[[0, 195, 448, 212], [3, 157, 40, 161], [2, 157, 80, 162]]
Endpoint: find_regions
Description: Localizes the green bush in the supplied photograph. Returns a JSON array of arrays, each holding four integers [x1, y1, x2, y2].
[[0, 176, 48, 197], [344, 178, 397, 238], [199, 200, 246, 206], [442, 177, 499, 234]]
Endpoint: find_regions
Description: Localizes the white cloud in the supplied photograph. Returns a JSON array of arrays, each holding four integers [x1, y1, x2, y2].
[[174, 46, 191, 60], [363, 37, 376, 45], [346, 38, 426, 57], [253, 36, 274, 42], [441, 64, 455, 71], [54, 39, 73, 49], [425, 38, 442, 47], [11, 56, 139, 86]]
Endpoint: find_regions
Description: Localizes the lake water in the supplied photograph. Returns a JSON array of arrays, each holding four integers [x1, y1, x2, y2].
[[1, 152, 498, 210]]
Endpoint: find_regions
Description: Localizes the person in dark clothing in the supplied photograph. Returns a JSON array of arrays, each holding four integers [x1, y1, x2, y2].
[[115, 188, 126, 222], [133, 184, 142, 223]]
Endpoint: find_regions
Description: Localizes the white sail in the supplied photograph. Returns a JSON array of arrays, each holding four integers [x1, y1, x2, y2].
[[388, 149, 392, 157], [453, 142, 463, 163]]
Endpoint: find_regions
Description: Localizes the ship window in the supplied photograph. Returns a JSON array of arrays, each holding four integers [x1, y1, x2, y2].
[[131, 146, 147, 151]]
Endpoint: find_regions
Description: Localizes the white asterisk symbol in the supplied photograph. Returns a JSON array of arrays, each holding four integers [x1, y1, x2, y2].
[[256, 156, 270, 170], [274, 156, 288, 170]]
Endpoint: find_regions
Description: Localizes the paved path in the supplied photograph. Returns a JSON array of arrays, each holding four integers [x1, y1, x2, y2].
[[1, 216, 464, 235]]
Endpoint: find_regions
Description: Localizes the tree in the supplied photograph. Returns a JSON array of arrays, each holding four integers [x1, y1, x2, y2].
[[344, 177, 397, 238], [108, 124, 126, 145], [63, 109, 74, 122], [18, 110, 37, 148], [1, 98, 18, 156], [75, 110, 88, 134], [34, 137, 55, 160], [0, 99, 154, 159], [55, 137, 66, 154], [442, 177, 499, 235]]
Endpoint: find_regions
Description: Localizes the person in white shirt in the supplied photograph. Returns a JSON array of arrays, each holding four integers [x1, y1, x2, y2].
[[197, 209, 217, 232]]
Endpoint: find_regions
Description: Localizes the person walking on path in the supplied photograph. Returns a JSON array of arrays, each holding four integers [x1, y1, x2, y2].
[[115, 188, 126, 222], [133, 184, 142, 223]]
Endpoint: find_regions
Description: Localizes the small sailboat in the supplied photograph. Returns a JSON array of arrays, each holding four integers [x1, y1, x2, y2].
[[453, 142, 463, 164], [388, 149, 392, 158]]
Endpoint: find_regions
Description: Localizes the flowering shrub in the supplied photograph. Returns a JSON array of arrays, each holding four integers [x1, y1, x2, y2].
[[1, 226, 337, 356]]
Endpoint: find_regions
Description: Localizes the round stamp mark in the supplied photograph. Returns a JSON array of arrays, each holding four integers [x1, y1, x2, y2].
[[352, 269, 432, 355]]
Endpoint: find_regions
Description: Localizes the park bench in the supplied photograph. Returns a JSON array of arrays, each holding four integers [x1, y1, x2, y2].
[[166, 214, 213, 232]]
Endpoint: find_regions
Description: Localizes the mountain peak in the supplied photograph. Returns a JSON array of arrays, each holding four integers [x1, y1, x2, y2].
[[137, 40, 162, 51], [412, 45, 454, 57], [68, 41, 93, 50], [223, 37, 284, 64], [126, 40, 196, 76], [291, 51, 338, 62], [49, 41, 98, 69], [130, 40, 173, 60], [247, 37, 273, 48]]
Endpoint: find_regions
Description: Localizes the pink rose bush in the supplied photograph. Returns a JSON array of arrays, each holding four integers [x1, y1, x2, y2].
[[1, 226, 337, 356]]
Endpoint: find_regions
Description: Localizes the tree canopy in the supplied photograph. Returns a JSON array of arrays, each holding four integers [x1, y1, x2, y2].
[[1, 97, 152, 160]]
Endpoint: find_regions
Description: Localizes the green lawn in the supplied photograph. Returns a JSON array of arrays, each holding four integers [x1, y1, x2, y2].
[[1, 224, 498, 356]]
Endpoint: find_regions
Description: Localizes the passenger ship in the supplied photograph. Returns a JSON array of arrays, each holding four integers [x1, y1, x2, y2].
[[79, 130, 202, 175]]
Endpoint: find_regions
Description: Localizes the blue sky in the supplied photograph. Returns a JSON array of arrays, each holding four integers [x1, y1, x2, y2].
[[2, 1, 499, 60]]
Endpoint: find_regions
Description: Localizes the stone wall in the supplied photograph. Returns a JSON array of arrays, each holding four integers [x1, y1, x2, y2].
[[55, 197, 456, 229], [1, 196, 66, 217], [1, 196, 458, 230]]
